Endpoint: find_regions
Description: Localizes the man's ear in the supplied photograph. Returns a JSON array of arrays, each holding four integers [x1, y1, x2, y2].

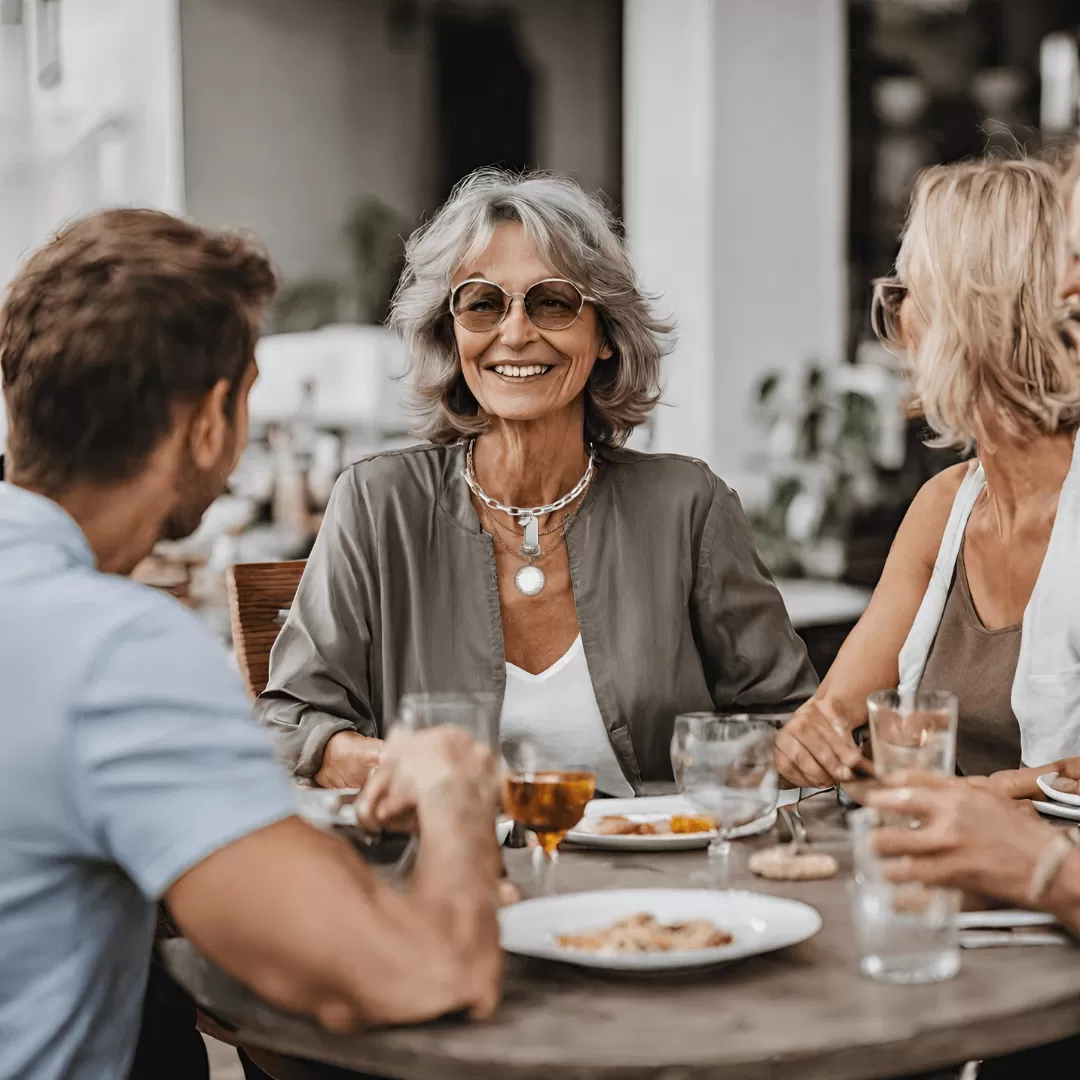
[[188, 378, 232, 470]]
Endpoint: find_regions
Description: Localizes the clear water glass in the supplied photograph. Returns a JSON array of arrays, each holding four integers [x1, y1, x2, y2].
[[680, 716, 779, 886], [848, 807, 960, 985], [398, 691, 501, 756], [393, 692, 501, 879], [867, 689, 958, 778]]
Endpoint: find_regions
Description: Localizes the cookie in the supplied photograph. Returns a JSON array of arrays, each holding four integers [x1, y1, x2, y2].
[[748, 844, 838, 881]]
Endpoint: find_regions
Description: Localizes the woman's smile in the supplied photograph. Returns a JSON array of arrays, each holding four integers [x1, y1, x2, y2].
[[489, 362, 555, 381]]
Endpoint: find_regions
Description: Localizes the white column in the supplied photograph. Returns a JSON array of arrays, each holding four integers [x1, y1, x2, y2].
[[624, 0, 846, 485], [623, 0, 718, 463]]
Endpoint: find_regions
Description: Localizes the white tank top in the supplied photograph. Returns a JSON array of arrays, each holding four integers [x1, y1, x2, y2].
[[898, 435, 1080, 766], [500, 635, 634, 797]]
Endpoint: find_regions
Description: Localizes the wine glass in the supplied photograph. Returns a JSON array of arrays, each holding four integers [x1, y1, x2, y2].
[[681, 716, 779, 887], [503, 739, 596, 894], [670, 712, 714, 791]]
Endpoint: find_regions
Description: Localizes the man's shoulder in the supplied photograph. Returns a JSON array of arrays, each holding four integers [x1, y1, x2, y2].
[[53, 573, 244, 707]]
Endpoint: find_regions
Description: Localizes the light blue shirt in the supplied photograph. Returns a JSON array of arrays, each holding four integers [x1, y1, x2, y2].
[[0, 484, 296, 1080]]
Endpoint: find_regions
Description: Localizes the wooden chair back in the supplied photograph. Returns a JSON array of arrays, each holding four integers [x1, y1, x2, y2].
[[226, 560, 306, 698]]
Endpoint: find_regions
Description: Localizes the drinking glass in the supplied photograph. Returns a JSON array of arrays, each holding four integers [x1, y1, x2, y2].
[[848, 807, 960, 984], [393, 692, 501, 878], [398, 691, 500, 756], [680, 716, 779, 887], [503, 739, 595, 894], [867, 689, 958, 778], [670, 712, 713, 790]]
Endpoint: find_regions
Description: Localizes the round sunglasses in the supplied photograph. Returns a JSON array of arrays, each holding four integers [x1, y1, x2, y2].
[[449, 277, 598, 332]]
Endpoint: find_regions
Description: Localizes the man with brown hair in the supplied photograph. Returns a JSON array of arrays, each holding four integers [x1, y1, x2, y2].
[[0, 210, 502, 1080]]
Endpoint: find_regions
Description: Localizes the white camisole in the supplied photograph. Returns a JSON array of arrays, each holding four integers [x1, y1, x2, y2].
[[500, 635, 634, 797], [898, 435, 1080, 767]]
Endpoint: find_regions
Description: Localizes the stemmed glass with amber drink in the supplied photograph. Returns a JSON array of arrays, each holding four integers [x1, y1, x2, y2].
[[503, 739, 596, 894]]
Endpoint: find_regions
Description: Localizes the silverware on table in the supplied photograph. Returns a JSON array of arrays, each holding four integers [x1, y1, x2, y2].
[[959, 929, 1071, 949], [778, 805, 808, 854]]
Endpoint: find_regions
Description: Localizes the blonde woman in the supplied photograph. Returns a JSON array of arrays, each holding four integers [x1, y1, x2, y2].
[[257, 169, 815, 793], [775, 158, 1080, 792]]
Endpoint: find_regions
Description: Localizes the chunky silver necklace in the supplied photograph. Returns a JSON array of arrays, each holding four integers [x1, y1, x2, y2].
[[463, 439, 596, 597]]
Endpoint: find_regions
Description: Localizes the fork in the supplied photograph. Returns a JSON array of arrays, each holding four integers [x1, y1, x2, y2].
[[778, 805, 808, 854]]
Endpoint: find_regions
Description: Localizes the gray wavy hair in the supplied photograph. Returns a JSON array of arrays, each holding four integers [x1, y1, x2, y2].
[[389, 168, 675, 446]]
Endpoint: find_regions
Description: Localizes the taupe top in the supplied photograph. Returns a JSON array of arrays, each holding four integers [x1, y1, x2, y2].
[[920, 544, 1023, 776], [253, 443, 817, 789]]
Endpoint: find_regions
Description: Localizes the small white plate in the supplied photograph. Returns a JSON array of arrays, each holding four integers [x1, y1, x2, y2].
[[1034, 799, 1080, 823], [1036, 772, 1080, 807], [564, 795, 777, 852], [499, 887, 822, 972]]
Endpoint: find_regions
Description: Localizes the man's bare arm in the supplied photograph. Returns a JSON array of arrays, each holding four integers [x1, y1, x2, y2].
[[165, 730, 502, 1031]]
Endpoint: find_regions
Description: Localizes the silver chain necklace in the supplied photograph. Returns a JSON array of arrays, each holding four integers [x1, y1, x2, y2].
[[463, 439, 596, 597]]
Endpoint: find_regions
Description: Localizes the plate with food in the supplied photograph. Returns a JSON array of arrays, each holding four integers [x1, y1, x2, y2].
[[564, 795, 775, 851], [499, 887, 822, 972], [1036, 772, 1080, 808]]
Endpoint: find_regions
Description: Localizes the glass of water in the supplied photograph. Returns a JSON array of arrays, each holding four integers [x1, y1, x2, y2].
[[398, 691, 500, 755], [848, 806, 960, 984], [867, 689, 957, 778], [681, 715, 779, 886], [393, 692, 501, 878], [670, 712, 714, 790]]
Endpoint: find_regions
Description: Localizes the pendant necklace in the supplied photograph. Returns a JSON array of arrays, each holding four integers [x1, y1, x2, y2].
[[464, 439, 596, 597]]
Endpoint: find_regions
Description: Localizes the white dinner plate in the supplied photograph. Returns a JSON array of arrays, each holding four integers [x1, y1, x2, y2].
[[1034, 799, 1080, 823], [563, 795, 778, 851], [499, 887, 822, 972], [1036, 772, 1080, 807]]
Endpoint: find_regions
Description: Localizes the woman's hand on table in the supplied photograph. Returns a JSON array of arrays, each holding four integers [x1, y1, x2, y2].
[[867, 771, 1061, 908], [314, 730, 383, 789], [774, 698, 870, 788]]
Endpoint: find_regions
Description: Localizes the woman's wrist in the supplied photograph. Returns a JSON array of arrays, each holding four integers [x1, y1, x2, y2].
[[1042, 837, 1080, 934]]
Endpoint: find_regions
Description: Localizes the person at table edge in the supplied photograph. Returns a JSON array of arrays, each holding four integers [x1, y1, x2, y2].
[[255, 168, 817, 793], [0, 210, 502, 1080], [775, 156, 1080, 797]]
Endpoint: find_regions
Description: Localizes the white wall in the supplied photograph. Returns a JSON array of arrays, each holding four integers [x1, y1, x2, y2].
[[0, 0, 185, 453], [180, 0, 622, 285], [180, 0, 433, 284], [0, 0, 184, 288], [624, 0, 847, 482]]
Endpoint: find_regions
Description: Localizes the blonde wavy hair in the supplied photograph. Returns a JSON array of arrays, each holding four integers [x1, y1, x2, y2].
[[885, 157, 1080, 452], [389, 168, 675, 446]]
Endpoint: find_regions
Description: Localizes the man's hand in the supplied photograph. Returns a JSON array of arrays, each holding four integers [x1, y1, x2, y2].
[[356, 726, 497, 833], [774, 698, 871, 788], [314, 731, 383, 789], [867, 771, 1058, 907]]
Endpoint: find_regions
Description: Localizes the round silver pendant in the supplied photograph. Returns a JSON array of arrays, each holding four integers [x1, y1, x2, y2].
[[514, 565, 546, 597]]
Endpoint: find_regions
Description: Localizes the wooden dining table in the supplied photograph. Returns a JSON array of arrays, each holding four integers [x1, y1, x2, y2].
[[161, 792, 1080, 1079]]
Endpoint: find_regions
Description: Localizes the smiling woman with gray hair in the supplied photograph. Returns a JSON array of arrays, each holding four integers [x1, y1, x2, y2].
[[255, 168, 816, 794]]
